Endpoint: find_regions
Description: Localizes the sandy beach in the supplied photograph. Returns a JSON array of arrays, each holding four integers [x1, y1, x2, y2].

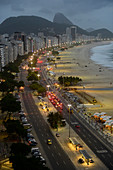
[[53, 41, 113, 116]]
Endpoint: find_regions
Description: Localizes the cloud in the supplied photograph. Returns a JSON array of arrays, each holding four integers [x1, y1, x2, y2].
[[72, 5, 113, 31], [38, 8, 52, 15], [62, 0, 113, 15], [0, 0, 14, 5], [11, 5, 24, 12]]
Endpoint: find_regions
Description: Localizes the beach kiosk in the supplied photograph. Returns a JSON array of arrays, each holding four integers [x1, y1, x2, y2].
[[69, 137, 81, 150], [93, 112, 106, 120], [101, 116, 112, 122], [79, 150, 92, 165]]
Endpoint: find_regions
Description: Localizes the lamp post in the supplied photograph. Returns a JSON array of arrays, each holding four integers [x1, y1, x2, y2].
[[47, 85, 50, 92], [68, 104, 71, 138], [37, 74, 40, 81], [47, 85, 50, 107]]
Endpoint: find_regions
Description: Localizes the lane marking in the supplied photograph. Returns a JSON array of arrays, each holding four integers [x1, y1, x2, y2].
[[88, 140, 91, 143], [101, 154, 105, 158], [82, 134, 86, 138], [63, 161, 66, 164], [110, 163, 113, 167], [58, 152, 61, 156], [56, 162, 59, 165], [96, 150, 108, 153], [108, 154, 111, 158]]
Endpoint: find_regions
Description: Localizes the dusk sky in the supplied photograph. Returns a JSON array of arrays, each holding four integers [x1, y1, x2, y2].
[[0, 0, 113, 32]]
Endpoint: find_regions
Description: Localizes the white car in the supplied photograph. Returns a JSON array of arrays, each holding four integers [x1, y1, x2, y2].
[[31, 147, 39, 154]]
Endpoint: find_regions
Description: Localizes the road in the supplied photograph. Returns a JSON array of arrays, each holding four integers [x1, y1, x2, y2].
[[22, 92, 76, 170]]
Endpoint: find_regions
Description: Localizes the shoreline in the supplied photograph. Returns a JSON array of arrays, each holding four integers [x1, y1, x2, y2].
[[53, 41, 113, 116]]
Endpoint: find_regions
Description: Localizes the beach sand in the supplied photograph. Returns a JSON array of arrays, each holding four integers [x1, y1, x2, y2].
[[53, 42, 113, 116]]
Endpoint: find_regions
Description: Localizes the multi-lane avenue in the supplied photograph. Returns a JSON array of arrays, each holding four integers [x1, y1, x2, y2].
[[22, 92, 76, 170]]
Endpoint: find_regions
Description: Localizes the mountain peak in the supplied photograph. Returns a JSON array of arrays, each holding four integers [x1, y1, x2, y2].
[[53, 13, 73, 25]]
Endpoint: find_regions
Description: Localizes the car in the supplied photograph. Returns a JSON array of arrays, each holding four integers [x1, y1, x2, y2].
[[23, 124, 32, 129], [28, 138, 37, 146], [56, 133, 60, 137], [90, 159, 94, 163], [22, 120, 28, 124], [21, 118, 27, 122], [75, 124, 80, 128], [33, 151, 41, 157], [78, 144, 83, 148], [27, 133, 34, 139], [19, 112, 25, 116], [20, 115, 26, 119], [29, 141, 37, 146], [27, 128, 32, 132], [47, 139, 52, 145], [72, 122, 80, 128], [31, 147, 39, 154], [78, 158, 84, 164], [39, 156, 46, 164], [37, 96, 43, 100], [28, 138, 37, 142], [21, 118, 28, 123]]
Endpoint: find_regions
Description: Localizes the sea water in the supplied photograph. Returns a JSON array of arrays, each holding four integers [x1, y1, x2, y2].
[[91, 41, 113, 69]]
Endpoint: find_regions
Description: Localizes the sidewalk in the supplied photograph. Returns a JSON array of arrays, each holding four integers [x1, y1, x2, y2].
[[33, 95, 108, 170], [0, 158, 13, 170]]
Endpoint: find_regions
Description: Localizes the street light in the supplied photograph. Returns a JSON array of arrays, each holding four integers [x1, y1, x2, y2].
[[47, 85, 50, 108], [47, 85, 50, 92], [68, 104, 71, 138], [37, 74, 40, 80]]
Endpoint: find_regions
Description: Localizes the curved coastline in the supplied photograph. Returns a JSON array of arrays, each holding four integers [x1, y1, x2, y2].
[[53, 41, 113, 116], [90, 41, 113, 69], [54, 41, 113, 87]]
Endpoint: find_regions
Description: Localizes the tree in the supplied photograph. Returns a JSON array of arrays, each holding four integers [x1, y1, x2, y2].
[[29, 82, 46, 95], [47, 112, 65, 129], [3, 62, 19, 73], [10, 143, 31, 156], [1, 93, 21, 119], [0, 71, 15, 81], [52, 51, 59, 56], [3, 119, 27, 140], [16, 81, 25, 92], [27, 72, 39, 81], [9, 143, 50, 170], [0, 72, 18, 95], [10, 155, 50, 170], [58, 76, 82, 87]]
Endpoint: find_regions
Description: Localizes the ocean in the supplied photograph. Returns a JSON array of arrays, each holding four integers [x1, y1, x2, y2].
[[90, 41, 113, 69]]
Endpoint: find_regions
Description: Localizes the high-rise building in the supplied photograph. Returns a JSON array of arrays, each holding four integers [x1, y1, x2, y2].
[[13, 32, 27, 53], [0, 44, 5, 71], [66, 26, 77, 42], [70, 26, 77, 41]]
